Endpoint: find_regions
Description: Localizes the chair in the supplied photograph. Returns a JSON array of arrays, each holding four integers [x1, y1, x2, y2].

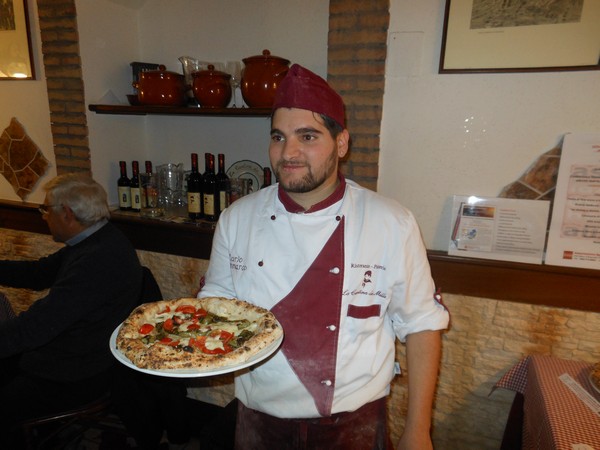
[[20, 392, 126, 449], [20, 266, 160, 449]]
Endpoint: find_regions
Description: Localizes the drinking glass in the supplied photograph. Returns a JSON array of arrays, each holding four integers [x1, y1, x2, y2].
[[225, 61, 242, 107], [229, 178, 251, 203], [140, 173, 164, 218]]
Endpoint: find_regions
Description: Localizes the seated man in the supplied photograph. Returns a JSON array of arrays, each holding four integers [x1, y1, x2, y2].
[[0, 173, 143, 447]]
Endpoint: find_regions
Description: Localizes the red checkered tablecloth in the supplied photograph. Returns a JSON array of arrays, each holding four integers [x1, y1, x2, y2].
[[494, 354, 600, 450]]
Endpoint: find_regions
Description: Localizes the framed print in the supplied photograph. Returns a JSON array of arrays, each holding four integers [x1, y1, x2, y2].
[[0, 0, 35, 79], [439, 0, 600, 73]]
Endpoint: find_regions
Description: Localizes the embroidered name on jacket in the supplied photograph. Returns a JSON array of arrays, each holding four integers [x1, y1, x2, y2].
[[230, 255, 247, 271]]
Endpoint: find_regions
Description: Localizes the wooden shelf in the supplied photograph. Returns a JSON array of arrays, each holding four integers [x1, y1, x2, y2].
[[427, 250, 599, 313], [109, 210, 215, 260], [88, 104, 272, 117], [1, 200, 598, 312]]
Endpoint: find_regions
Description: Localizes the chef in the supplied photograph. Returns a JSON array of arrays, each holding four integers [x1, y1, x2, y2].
[[199, 64, 449, 450]]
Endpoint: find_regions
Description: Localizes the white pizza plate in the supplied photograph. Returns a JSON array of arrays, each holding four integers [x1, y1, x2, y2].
[[109, 324, 283, 378], [226, 160, 263, 192]]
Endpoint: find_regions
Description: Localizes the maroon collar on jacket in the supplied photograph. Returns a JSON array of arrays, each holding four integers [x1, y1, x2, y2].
[[278, 173, 346, 213]]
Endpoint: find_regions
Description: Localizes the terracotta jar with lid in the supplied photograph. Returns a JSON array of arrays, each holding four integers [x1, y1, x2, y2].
[[192, 65, 232, 108], [241, 50, 290, 108], [133, 65, 187, 107]]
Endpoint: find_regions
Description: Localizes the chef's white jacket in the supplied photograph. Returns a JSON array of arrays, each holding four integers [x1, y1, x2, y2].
[[200, 177, 449, 418]]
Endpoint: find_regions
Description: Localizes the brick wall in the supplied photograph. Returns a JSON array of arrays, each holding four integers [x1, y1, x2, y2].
[[328, 0, 389, 191], [35, 1, 387, 188], [37, 0, 91, 175]]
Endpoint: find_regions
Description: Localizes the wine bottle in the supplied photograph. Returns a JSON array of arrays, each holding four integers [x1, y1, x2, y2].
[[202, 153, 218, 222], [216, 153, 229, 213], [261, 167, 272, 189], [117, 161, 132, 210], [130, 161, 141, 212], [187, 153, 202, 220], [140, 161, 152, 209]]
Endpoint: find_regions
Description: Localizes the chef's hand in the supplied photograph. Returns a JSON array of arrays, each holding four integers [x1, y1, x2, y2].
[[397, 429, 433, 450]]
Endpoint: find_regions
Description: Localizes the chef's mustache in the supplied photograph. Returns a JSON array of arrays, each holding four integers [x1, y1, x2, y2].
[[275, 160, 307, 168]]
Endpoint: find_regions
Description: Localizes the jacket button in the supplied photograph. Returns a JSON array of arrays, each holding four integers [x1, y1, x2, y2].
[[329, 267, 340, 274], [258, 260, 264, 267], [321, 379, 332, 386], [270, 215, 276, 220], [327, 325, 336, 331], [336, 216, 341, 221]]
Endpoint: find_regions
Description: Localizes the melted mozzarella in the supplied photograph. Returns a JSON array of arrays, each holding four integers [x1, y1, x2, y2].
[[204, 336, 225, 351]]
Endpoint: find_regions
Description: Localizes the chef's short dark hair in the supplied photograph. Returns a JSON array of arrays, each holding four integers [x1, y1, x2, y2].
[[319, 113, 344, 138]]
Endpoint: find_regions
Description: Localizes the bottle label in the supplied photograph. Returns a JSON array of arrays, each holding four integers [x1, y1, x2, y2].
[[131, 187, 141, 210], [219, 191, 228, 211], [188, 192, 201, 213], [203, 193, 215, 216], [118, 186, 131, 208]]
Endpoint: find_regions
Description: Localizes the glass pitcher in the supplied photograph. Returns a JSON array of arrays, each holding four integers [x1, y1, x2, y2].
[[178, 56, 210, 105], [156, 163, 186, 216]]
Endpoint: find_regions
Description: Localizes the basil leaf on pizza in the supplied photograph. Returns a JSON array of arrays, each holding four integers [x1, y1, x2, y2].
[[116, 297, 283, 371]]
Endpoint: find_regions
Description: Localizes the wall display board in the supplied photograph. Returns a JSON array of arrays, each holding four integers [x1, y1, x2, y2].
[[546, 133, 600, 270], [449, 195, 550, 264]]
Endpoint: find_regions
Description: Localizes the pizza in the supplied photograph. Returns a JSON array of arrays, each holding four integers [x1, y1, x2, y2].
[[116, 297, 283, 371]]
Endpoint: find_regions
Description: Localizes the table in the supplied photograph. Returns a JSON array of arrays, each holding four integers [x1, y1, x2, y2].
[[494, 354, 600, 449]]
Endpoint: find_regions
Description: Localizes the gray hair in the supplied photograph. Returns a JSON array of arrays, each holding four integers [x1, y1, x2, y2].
[[44, 174, 110, 226]]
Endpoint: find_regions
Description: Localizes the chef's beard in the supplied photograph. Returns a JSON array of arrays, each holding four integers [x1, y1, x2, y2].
[[274, 149, 338, 194]]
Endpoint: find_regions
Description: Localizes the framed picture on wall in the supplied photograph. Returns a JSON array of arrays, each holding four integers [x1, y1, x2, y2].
[[0, 0, 35, 79], [439, 0, 600, 73]]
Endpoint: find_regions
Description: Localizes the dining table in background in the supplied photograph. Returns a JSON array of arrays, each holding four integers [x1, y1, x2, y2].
[[493, 354, 599, 450]]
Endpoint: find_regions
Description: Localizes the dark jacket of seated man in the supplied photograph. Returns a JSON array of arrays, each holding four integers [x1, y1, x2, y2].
[[0, 174, 142, 446]]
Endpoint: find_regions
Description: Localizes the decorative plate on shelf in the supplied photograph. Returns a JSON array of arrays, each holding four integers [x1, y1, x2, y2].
[[226, 160, 263, 192]]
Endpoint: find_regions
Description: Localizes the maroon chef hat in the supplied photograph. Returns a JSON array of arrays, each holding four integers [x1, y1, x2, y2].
[[272, 64, 345, 128]]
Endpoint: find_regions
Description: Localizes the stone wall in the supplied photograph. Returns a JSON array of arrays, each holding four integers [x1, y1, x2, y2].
[[3, 226, 599, 448], [405, 295, 600, 449]]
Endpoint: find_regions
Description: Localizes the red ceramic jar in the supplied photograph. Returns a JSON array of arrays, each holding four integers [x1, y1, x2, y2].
[[241, 50, 290, 108], [192, 65, 232, 108], [133, 65, 187, 107]]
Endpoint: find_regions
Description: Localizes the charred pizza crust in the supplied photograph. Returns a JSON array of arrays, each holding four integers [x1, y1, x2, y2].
[[116, 297, 283, 371]]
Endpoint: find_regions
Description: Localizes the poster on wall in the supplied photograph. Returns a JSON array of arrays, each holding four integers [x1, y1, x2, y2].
[[448, 195, 550, 264], [545, 133, 600, 270]]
